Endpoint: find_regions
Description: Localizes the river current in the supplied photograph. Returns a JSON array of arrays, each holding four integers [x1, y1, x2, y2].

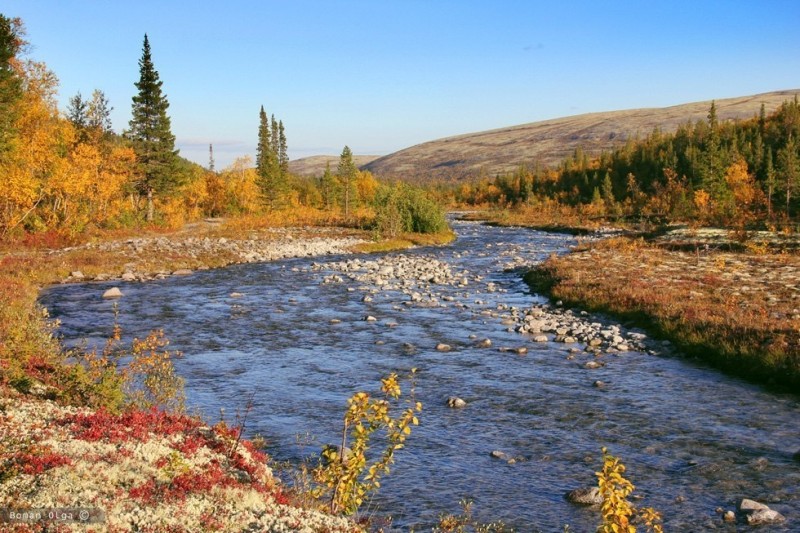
[[39, 220, 799, 531]]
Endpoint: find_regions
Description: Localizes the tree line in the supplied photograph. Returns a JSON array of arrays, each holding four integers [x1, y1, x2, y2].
[[0, 15, 446, 241], [454, 98, 800, 228]]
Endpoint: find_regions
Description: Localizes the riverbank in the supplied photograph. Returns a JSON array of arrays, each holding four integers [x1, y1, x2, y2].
[[0, 220, 454, 532], [525, 235, 800, 391]]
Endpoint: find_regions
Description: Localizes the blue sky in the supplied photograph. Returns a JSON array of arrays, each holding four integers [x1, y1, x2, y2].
[[4, 1, 800, 169]]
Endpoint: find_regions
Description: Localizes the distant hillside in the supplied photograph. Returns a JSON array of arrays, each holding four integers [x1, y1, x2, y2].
[[289, 155, 380, 177], [363, 90, 800, 181]]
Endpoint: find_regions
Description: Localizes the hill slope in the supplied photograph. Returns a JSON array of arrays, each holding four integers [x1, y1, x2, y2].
[[289, 154, 380, 177], [363, 90, 799, 181]]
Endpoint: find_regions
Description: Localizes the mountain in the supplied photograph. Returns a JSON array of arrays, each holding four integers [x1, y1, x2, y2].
[[362, 90, 800, 181], [289, 154, 381, 177]]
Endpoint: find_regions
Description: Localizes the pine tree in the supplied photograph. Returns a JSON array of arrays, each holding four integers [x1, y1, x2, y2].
[[278, 120, 288, 176], [126, 34, 179, 222], [208, 143, 215, 172], [0, 15, 23, 160], [337, 145, 357, 217], [67, 92, 88, 130], [320, 161, 338, 210], [764, 148, 776, 219], [778, 135, 799, 217], [255, 106, 282, 208]]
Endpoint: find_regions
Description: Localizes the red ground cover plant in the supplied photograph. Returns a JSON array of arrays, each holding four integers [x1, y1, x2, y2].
[[64, 407, 200, 443]]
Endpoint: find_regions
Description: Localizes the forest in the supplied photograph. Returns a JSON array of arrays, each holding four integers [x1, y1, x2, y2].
[[453, 98, 800, 230], [0, 16, 445, 245]]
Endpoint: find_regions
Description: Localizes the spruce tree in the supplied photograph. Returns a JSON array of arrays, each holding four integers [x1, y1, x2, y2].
[[0, 15, 23, 160], [337, 145, 357, 217], [256, 106, 281, 208], [126, 34, 179, 222], [67, 92, 88, 130], [278, 120, 288, 176]]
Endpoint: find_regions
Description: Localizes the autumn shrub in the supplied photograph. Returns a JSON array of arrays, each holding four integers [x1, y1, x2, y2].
[[596, 448, 663, 533], [312, 371, 422, 516], [122, 329, 186, 413]]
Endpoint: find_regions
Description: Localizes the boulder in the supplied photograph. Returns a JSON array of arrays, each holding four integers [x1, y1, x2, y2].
[[102, 287, 123, 299], [533, 335, 549, 343], [739, 499, 786, 526], [70, 271, 85, 279], [583, 361, 604, 369], [446, 397, 467, 408], [565, 487, 603, 505], [476, 338, 492, 348], [436, 343, 452, 352], [172, 269, 193, 276], [121, 272, 136, 281]]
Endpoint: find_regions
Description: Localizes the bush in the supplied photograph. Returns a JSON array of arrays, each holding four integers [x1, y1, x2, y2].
[[373, 183, 448, 237]]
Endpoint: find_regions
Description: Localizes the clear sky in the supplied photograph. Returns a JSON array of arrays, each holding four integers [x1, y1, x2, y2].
[[4, 1, 800, 169]]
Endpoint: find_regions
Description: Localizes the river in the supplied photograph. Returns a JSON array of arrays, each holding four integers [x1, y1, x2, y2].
[[39, 219, 800, 531]]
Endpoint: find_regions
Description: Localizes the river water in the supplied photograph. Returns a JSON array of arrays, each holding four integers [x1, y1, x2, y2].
[[39, 220, 799, 531]]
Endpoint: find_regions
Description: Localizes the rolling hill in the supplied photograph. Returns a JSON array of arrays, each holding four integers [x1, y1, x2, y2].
[[288, 154, 380, 177], [362, 90, 799, 181]]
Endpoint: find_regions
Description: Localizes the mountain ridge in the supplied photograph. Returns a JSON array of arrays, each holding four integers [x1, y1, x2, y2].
[[360, 89, 799, 181]]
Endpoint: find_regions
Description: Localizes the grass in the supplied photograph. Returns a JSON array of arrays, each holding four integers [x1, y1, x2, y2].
[[354, 229, 456, 253], [525, 236, 800, 391]]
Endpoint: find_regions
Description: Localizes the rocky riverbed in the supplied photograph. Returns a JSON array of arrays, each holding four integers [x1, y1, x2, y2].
[[59, 227, 367, 283], [310, 252, 652, 360]]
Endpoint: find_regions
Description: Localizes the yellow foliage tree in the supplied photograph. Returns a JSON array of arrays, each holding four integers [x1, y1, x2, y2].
[[355, 170, 379, 205]]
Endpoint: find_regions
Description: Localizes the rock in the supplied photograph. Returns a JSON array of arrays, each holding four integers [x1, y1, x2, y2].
[[172, 268, 193, 276], [121, 272, 136, 281], [489, 450, 511, 461], [70, 271, 84, 279], [329, 319, 341, 324], [593, 380, 606, 388], [739, 499, 786, 526], [793, 449, 800, 462], [476, 338, 492, 348], [446, 397, 467, 408], [230, 292, 244, 298], [723, 510, 736, 522], [565, 487, 603, 505], [514, 347, 528, 355], [363, 315, 377, 322], [746, 508, 786, 525], [102, 287, 123, 299], [563, 336, 577, 343], [533, 335, 549, 343], [436, 343, 452, 352], [583, 361, 604, 369]]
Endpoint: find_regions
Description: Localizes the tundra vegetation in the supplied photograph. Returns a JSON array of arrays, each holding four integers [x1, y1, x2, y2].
[[13, 10, 795, 530]]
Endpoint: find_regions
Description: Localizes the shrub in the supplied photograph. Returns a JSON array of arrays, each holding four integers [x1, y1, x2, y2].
[[312, 371, 422, 515], [596, 448, 663, 533], [373, 184, 448, 238]]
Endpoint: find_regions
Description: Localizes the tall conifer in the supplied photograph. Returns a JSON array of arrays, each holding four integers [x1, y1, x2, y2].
[[0, 15, 23, 160], [127, 34, 179, 221]]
